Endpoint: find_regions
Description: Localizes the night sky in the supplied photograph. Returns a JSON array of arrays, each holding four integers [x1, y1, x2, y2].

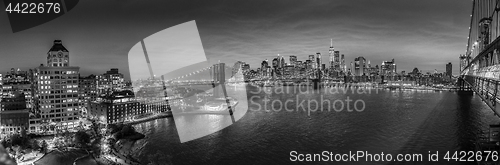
[[0, 0, 471, 79]]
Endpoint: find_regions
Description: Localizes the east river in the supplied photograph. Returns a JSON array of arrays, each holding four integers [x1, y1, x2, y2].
[[131, 84, 500, 164]]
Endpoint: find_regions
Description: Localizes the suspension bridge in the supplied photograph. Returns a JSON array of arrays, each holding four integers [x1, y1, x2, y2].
[[459, 0, 500, 116]]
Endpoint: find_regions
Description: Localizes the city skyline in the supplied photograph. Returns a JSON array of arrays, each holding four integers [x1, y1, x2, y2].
[[0, 0, 469, 79]]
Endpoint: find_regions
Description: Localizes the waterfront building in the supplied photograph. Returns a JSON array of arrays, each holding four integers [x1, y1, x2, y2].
[[89, 90, 139, 124], [89, 87, 169, 124]]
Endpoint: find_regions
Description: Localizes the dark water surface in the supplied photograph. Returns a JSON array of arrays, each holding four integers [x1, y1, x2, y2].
[[133, 85, 500, 164]]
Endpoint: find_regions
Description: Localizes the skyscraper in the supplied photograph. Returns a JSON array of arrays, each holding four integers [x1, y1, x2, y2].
[[261, 59, 269, 77], [349, 62, 353, 75], [272, 57, 279, 72], [309, 55, 316, 69], [329, 39, 334, 69], [354, 56, 366, 76], [334, 51, 340, 70], [289, 55, 297, 67], [280, 55, 285, 68], [381, 59, 397, 76], [316, 52, 322, 70], [446, 62, 452, 78], [341, 54, 345, 72]]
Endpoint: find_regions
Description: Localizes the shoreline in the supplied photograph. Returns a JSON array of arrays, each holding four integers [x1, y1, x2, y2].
[[125, 112, 172, 125]]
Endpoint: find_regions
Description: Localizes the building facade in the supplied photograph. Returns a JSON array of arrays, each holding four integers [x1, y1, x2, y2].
[[30, 40, 81, 133], [0, 92, 29, 137]]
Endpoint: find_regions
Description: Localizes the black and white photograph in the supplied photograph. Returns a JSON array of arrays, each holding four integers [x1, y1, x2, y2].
[[0, 0, 498, 164]]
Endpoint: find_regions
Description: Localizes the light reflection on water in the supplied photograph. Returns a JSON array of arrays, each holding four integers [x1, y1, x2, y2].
[[133, 85, 500, 165]]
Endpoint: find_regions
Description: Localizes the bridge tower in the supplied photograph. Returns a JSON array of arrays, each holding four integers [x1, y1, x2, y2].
[[210, 62, 234, 115]]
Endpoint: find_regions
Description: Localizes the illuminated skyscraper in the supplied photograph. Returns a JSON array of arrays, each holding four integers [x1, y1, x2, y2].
[[354, 56, 366, 76], [316, 52, 322, 70], [334, 51, 340, 70], [309, 55, 316, 69], [280, 55, 285, 68], [329, 39, 334, 69], [341, 54, 345, 72], [381, 59, 397, 76]]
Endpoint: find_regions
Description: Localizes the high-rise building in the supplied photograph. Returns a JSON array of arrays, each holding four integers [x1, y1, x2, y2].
[[329, 39, 334, 69], [349, 62, 353, 75], [341, 54, 345, 72], [316, 52, 322, 70], [334, 51, 340, 70], [242, 63, 250, 71], [280, 55, 285, 68], [354, 56, 366, 76], [289, 55, 297, 67], [261, 60, 269, 77], [33, 40, 81, 133], [309, 55, 316, 69], [381, 59, 397, 76], [446, 62, 452, 78], [272, 58, 279, 69]]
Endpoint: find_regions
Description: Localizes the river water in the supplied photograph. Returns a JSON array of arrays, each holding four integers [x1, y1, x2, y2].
[[132, 85, 500, 164]]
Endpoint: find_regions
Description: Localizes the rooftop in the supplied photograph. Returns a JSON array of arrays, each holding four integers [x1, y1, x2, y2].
[[48, 40, 68, 52]]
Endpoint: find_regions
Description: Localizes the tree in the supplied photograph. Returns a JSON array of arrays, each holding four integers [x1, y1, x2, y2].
[[10, 135, 21, 147], [31, 139, 40, 151], [40, 140, 47, 154], [1, 139, 8, 148], [90, 120, 100, 136], [73, 131, 90, 147]]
